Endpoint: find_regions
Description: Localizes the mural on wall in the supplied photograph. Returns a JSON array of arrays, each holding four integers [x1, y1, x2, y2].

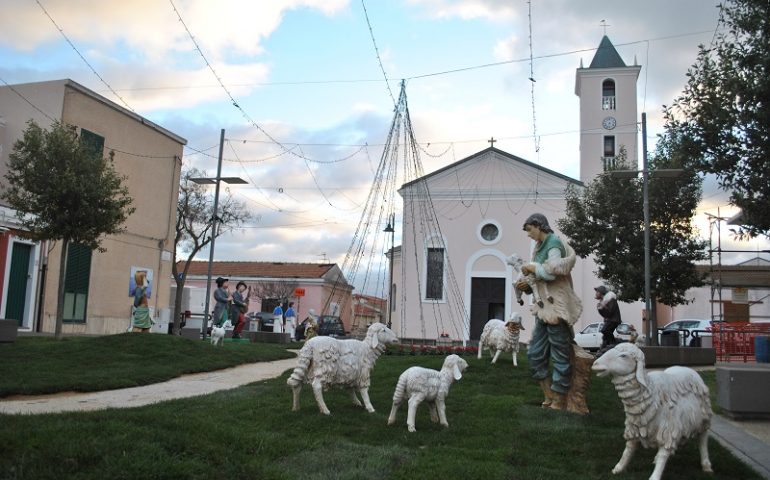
[[128, 266, 153, 298]]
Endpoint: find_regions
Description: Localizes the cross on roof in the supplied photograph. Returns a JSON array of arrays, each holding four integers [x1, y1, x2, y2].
[[488, 137, 497, 147], [600, 19, 611, 35]]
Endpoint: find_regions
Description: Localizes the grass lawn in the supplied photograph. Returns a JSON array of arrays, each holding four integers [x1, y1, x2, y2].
[[0, 336, 762, 480]]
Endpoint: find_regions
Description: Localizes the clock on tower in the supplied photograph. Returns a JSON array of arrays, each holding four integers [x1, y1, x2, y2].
[[602, 116, 617, 130]]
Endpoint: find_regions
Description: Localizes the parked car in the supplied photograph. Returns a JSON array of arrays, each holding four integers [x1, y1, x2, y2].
[[317, 315, 346, 338], [658, 319, 714, 346], [575, 322, 636, 352], [246, 312, 278, 332]]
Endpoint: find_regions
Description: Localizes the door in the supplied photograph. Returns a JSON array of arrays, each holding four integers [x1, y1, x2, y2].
[[469, 277, 505, 340], [6, 243, 32, 326]]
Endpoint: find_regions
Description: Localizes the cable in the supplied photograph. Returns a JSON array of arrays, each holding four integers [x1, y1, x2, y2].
[[34, 0, 134, 112], [360, 0, 397, 107]]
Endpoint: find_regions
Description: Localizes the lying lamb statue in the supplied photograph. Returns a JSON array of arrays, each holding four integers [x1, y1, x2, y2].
[[506, 253, 551, 307], [387, 354, 468, 432], [287, 322, 399, 415], [477, 313, 525, 366], [592, 343, 712, 480]]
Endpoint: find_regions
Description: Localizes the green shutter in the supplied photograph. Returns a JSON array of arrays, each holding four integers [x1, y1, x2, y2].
[[63, 243, 92, 322]]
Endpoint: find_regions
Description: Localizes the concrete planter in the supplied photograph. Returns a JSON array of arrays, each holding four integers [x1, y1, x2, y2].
[[0, 319, 19, 343]]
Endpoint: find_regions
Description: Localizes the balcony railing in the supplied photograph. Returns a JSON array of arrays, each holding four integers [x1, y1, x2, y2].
[[602, 156, 617, 171], [602, 96, 616, 110]]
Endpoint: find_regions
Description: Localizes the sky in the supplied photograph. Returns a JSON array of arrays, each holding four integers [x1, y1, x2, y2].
[[2, 0, 768, 285]]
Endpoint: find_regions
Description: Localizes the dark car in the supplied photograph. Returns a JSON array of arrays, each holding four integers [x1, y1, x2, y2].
[[317, 315, 346, 338], [246, 312, 278, 332]]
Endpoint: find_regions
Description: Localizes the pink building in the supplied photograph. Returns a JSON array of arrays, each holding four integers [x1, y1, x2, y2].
[[178, 261, 354, 332]]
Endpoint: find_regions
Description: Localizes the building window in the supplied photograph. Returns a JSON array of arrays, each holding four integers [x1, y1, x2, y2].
[[425, 247, 444, 300], [602, 79, 616, 110], [481, 223, 499, 241], [603, 136, 615, 156], [80, 128, 105, 158], [63, 243, 92, 322]]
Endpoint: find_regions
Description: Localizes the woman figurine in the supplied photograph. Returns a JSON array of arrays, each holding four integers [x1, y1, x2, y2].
[[212, 277, 232, 328], [131, 271, 153, 333]]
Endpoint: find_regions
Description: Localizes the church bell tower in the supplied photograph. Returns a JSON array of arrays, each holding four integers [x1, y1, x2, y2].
[[575, 36, 641, 183]]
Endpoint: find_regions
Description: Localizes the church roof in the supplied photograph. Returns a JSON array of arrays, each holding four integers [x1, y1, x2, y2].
[[399, 146, 581, 190], [178, 261, 337, 279], [589, 36, 627, 69]]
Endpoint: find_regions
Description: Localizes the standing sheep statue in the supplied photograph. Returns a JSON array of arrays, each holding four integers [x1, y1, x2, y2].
[[477, 313, 525, 366], [387, 354, 468, 432], [592, 343, 713, 480], [287, 322, 399, 415]]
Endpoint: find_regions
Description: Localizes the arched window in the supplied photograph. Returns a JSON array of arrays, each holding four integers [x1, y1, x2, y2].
[[602, 79, 616, 110]]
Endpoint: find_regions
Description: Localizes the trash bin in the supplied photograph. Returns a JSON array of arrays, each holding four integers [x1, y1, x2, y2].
[[660, 330, 680, 347], [756, 335, 770, 363]]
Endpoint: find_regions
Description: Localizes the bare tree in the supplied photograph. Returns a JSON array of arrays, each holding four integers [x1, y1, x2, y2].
[[249, 280, 299, 307], [171, 167, 251, 334]]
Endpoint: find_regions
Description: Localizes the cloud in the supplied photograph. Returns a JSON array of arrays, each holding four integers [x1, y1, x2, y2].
[[407, 0, 519, 21], [0, 0, 349, 58]]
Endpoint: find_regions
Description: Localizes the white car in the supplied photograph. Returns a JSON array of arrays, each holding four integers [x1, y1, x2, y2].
[[659, 319, 714, 346], [575, 322, 636, 352]]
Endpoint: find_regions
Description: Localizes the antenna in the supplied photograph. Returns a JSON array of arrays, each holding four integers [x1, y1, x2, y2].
[[318, 252, 329, 263]]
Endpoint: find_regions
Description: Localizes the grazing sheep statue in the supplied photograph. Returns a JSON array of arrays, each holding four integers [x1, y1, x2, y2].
[[287, 322, 399, 415], [592, 343, 712, 480], [507, 253, 551, 307], [477, 314, 525, 366], [387, 354, 468, 432]]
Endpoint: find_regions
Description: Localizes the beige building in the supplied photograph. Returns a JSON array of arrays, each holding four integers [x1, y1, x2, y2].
[[0, 79, 185, 334]]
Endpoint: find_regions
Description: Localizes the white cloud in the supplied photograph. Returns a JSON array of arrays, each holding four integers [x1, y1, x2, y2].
[[407, 0, 518, 21]]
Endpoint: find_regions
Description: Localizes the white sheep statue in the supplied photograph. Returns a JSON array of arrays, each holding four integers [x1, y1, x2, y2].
[[387, 354, 468, 432], [287, 322, 399, 415], [210, 320, 232, 346], [506, 253, 551, 307], [477, 314, 525, 366], [592, 343, 713, 480]]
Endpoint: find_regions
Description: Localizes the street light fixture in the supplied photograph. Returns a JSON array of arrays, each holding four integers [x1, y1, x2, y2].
[[189, 128, 247, 339], [384, 213, 395, 328], [610, 113, 682, 346]]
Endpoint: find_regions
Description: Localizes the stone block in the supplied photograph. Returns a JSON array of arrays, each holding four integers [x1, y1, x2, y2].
[[0, 319, 18, 343], [641, 346, 716, 368], [249, 331, 292, 344], [180, 328, 201, 340], [717, 365, 770, 419]]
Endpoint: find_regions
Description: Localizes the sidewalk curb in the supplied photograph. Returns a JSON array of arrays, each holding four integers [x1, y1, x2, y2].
[[710, 415, 770, 480]]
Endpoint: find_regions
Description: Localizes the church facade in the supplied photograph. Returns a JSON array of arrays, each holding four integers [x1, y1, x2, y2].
[[390, 36, 646, 344]]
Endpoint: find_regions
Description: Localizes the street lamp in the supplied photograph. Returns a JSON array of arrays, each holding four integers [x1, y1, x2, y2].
[[190, 128, 247, 339], [383, 213, 395, 328], [611, 113, 682, 346]]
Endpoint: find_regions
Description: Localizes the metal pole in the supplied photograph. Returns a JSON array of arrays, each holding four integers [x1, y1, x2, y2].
[[642, 113, 654, 345], [200, 128, 225, 340], [387, 213, 395, 328]]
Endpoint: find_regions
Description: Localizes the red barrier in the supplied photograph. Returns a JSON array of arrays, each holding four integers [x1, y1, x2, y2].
[[711, 322, 770, 362]]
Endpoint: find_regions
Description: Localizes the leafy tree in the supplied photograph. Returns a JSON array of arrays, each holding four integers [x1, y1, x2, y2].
[[557, 140, 708, 339], [667, 0, 770, 238], [1, 120, 134, 339], [171, 167, 251, 334]]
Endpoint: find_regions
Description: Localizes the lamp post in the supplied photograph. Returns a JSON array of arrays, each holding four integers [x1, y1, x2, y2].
[[190, 129, 247, 339], [611, 113, 682, 346], [384, 213, 395, 328]]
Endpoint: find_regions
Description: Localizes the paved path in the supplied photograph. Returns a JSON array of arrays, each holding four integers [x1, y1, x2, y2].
[[0, 357, 297, 415]]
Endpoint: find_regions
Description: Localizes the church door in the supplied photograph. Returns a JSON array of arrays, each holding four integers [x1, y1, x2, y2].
[[469, 277, 505, 340]]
